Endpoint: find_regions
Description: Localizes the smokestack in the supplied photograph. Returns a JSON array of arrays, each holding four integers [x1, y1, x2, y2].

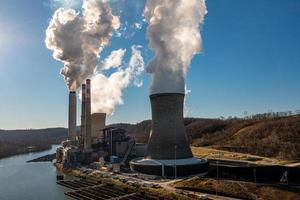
[[145, 93, 192, 159], [81, 84, 86, 146], [91, 113, 106, 140], [84, 79, 92, 150], [68, 91, 77, 141]]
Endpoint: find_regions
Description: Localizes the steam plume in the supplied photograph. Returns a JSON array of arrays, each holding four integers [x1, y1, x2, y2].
[[101, 48, 126, 70], [45, 0, 120, 91], [144, 0, 207, 94], [90, 45, 145, 114]]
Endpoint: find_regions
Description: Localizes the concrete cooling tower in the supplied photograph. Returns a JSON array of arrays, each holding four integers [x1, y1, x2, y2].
[[130, 93, 208, 177]]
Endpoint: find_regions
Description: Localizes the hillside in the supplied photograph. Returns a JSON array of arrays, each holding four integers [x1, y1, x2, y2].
[[1, 115, 299, 161], [122, 115, 300, 160], [0, 128, 67, 159]]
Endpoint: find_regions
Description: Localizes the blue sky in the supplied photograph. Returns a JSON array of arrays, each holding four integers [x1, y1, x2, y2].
[[0, 0, 299, 129]]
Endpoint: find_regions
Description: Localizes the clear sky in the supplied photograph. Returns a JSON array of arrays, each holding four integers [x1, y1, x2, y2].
[[0, 0, 299, 129]]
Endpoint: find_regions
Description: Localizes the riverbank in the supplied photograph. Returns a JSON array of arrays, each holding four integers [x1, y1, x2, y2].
[[27, 153, 56, 163], [0, 128, 67, 160], [0, 144, 52, 160]]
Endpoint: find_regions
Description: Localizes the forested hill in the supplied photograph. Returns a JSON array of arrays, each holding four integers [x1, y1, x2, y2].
[[0, 128, 67, 159]]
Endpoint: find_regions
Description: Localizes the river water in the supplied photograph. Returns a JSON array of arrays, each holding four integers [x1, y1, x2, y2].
[[0, 145, 71, 200]]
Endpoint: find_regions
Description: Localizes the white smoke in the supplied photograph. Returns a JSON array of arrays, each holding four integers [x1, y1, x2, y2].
[[184, 85, 192, 117], [90, 45, 145, 114], [101, 48, 126, 70], [144, 0, 207, 94], [128, 45, 145, 87], [45, 0, 120, 91], [134, 22, 142, 30], [49, 0, 82, 9]]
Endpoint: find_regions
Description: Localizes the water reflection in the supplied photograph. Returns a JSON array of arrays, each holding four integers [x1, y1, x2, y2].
[[0, 145, 71, 200]]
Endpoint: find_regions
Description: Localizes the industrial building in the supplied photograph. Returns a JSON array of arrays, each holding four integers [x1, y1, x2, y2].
[[56, 79, 143, 170]]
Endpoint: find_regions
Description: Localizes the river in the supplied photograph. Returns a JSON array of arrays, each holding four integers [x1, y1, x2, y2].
[[0, 145, 71, 200]]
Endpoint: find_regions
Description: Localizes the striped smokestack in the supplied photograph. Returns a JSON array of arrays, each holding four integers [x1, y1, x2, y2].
[[68, 91, 77, 141], [84, 79, 92, 150], [81, 84, 86, 147]]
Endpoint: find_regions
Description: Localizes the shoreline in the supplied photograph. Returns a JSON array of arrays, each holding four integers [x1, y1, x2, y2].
[[0, 145, 52, 160]]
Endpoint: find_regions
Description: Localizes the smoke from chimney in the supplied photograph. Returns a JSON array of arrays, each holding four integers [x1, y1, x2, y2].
[[46, 1, 145, 116], [144, 0, 207, 94], [45, 0, 120, 91], [89, 45, 145, 115]]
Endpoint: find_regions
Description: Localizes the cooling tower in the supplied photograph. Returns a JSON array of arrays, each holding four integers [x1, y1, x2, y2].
[[68, 91, 77, 141], [146, 93, 192, 159], [84, 79, 92, 150], [91, 113, 106, 140], [81, 84, 86, 146], [130, 93, 208, 177]]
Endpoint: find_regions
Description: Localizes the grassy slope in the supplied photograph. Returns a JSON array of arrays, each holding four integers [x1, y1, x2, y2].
[[187, 115, 300, 160]]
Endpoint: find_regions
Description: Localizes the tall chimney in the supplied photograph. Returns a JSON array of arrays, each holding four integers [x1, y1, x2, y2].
[[84, 79, 92, 150], [81, 84, 86, 147], [145, 93, 193, 159], [68, 91, 77, 141], [92, 113, 106, 140]]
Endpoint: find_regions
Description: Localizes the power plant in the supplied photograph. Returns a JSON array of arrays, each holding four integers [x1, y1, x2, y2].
[[57, 85, 208, 177], [56, 79, 139, 170]]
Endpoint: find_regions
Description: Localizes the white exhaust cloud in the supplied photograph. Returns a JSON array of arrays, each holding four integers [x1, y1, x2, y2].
[[45, 0, 120, 91], [90, 45, 145, 114], [101, 48, 126, 70], [49, 0, 82, 9], [144, 0, 207, 94], [46, 0, 145, 115]]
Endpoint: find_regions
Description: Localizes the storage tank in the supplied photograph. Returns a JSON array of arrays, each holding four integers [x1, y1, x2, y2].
[[91, 113, 106, 140]]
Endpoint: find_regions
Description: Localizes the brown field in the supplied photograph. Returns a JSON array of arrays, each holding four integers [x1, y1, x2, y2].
[[172, 177, 300, 200]]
